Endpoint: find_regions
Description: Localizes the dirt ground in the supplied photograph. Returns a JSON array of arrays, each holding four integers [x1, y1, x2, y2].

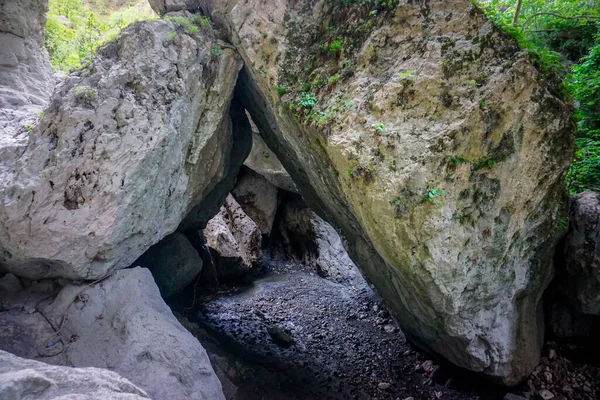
[[171, 259, 600, 400]]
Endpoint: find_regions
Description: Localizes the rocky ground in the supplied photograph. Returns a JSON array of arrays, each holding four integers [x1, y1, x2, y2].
[[171, 257, 600, 400]]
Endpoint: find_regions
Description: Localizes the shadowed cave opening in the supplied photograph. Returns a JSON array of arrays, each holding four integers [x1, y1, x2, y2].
[[131, 104, 545, 400]]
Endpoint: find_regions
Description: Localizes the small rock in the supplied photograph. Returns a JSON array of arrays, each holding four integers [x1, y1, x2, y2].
[[422, 360, 435, 374], [403, 397, 414, 400], [378, 382, 391, 391], [583, 385, 592, 393], [383, 325, 397, 334], [267, 326, 294, 348], [543, 371, 553, 383], [548, 349, 557, 360], [504, 393, 528, 400], [537, 389, 554, 400]]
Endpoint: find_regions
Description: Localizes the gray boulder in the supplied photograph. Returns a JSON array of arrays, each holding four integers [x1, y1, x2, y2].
[[0, 350, 150, 400], [232, 168, 279, 235], [0, 18, 250, 280], [562, 191, 600, 315], [203, 194, 262, 281], [148, 0, 200, 15], [204, 0, 573, 384], [0, 0, 54, 178], [0, 267, 225, 400], [244, 122, 298, 194], [134, 232, 202, 297]]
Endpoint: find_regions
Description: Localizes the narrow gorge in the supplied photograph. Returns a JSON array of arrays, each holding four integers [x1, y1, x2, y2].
[[0, 0, 599, 399]]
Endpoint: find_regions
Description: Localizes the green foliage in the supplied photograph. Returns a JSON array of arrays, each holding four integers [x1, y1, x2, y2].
[[211, 44, 222, 57], [298, 93, 318, 109], [423, 188, 447, 205], [449, 156, 469, 165], [45, 0, 156, 72], [372, 122, 385, 135], [24, 124, 34, 134], [330, 39, 343, 53], [474, 0, 600, 193], [277, 86, 288, 96], [328, 73, 341, 86]]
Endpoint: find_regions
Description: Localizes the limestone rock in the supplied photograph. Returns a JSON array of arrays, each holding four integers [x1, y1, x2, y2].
[[232, 167, 279, 235], [205, 0, 573, 383], [134, 232, 202, 297], [0, 350, 150, 400], [203, 194, 262, 281], [243, 118, 298, 193], [0, 19, 250, 280], [279, 198, 367, 287], [562, 191, 600, 315], [0, 0, 54, 177], [0, 267, 225, 400], [547, 298, 598, 339], [149, 0, 200, 15]]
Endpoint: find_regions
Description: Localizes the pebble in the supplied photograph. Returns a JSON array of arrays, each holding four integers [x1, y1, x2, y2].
[[378, 382, 391, 390], [548, 349, 557, 360], [403, 397, 414, 400], [537, 389, 554, 400]]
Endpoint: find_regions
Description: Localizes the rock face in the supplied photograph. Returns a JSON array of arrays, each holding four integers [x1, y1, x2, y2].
[[243, 118, 298, 193], [205, 0, 574, 383], [149, 0, 200, 15], [203, 194, 262, 281], [0, 267, 225, 400], [232, 167, 279, 235], [562, 191, 600, 315], [0, 0, 54, 173], [0, 350, 150, 400], [134, 232, 202, 297], [279, 198, 366, 287], [0, 18, 250, 280]]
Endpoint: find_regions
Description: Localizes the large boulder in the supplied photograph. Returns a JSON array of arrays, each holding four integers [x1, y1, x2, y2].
[[232, 167, 279, 235], [134, 232, 203, 297], [0, 267, 225, 400], [149, 0, 200, 15], [0, 18, 251, 280], [0, 350, 150, 400], [202, 194, 262, 281], [0, 0, 54, 173], [561, 191, 600, 315], [204, 0, 574, 384]]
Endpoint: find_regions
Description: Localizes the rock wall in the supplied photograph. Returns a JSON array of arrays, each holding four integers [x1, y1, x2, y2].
[[201, 0, 574, 384], [0, 17, 250, 280]]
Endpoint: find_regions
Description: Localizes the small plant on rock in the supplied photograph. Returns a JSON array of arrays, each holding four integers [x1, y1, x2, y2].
[[423, 188, 447, 205]]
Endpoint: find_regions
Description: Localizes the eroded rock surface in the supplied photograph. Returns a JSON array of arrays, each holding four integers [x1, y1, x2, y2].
[[0, 267, 225, 400], [203, 194, 262, 281], [561, 191, 600, 315], [0, 0, 54, 176], [204, 0, 574, 383], [0, 350, 150, 400], [0, 18, 248, 280]]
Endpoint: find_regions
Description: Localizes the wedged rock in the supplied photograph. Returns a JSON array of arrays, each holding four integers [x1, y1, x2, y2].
[[203, 194, 262, 281], [0, 350, 150, 400], [134, 232, 202, 297], [0, 19, 250, 280], [278, 198, 367, 287], [561, 191, 600, 315], [0, 0, 54, 178], [232, 167, 279, 235], [243, 118, 298, 193], [204, 0, 574, 384], [0, 267, 225, 400], [149, 0, 200, 15]]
